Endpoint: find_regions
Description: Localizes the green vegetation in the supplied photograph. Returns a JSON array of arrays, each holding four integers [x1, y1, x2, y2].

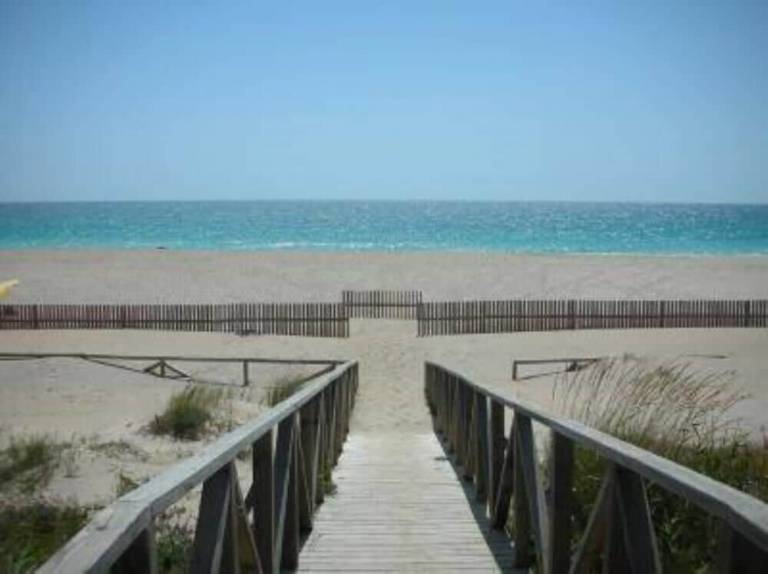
[[155, 508, 194, 574], [150, 385, 223, 440], [549, 358, 768, 572], [0, 502, 89, 574], [0, 435, 61, 494], [264, 375, 306, 407]]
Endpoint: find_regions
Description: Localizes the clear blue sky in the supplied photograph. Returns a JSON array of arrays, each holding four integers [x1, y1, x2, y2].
[[1, 1, 766, 203]]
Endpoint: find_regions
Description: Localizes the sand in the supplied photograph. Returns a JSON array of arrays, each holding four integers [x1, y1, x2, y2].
[[1, 250, 767, 509], [3, 250, 768, 302]]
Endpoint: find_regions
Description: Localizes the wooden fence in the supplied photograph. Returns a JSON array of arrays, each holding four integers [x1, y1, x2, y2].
[[0, 302, 349, 337], [424, 362, 768, 573], [417, 299, 768, 336], [40, 361, 358, 573], [342, 290, 423, 319]]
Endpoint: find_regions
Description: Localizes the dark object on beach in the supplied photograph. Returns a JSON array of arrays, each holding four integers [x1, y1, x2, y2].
[[156, 246, 167, 250]]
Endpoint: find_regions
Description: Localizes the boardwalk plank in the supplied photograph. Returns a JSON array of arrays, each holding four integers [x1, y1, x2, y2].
[[296, 433, 522, 573]]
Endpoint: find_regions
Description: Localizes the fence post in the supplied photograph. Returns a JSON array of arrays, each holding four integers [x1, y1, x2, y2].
[[252, 431, 274, 574], [549, 432, 574, 574]]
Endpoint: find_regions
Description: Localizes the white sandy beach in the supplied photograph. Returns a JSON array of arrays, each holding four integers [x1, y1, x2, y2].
[[1, 250, 767, 509], [3, 250, 768, 302]]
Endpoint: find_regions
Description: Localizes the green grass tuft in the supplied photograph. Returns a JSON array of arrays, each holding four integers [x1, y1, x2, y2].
[[0, 435, 61, 494], [150, 385, 223, 440]]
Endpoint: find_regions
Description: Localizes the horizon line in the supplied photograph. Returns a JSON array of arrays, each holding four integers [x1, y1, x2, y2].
[[1, 198, 767, 207]]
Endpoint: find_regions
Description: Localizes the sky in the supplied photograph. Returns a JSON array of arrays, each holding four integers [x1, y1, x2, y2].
[[0, 1, 766, 203]]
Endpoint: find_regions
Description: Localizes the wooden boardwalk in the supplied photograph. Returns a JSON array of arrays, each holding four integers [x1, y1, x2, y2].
[[296, 432, 520, 573]]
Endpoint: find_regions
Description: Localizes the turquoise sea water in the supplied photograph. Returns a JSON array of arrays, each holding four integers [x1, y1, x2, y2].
[[0, 201, 766, 255]]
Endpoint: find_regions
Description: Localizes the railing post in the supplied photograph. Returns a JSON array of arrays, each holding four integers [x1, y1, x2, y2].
[[112, 526, 157, 574], [315, 394, 327, 505], [299, 399, 321, 531], [515, 413, 550, 572], [464, 390, 477, 481], [251, 430, 274, 574], [717, 521, 768, 574], [445, 373, 455, 450], [273, 415, 295, 574], [453, 378, 463, 460], [281, 417, 300, 570], [474, 391, 489, 503], [190, 464, 235, 574], [512, 417, 533, 567], [488, 399, 505, 516], [493, 417, 516, 530], [614, 466, 661, 574], [549, 431, 574, 574]]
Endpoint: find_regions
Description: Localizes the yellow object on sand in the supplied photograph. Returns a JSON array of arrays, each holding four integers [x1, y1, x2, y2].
[[0, 279, 19, 300]]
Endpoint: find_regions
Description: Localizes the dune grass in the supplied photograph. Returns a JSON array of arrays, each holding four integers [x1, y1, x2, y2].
[[264, 375, 307, 407], [0, 435, 62, 494], [550, 357, 768, 572], [150, 385, 224, 440]]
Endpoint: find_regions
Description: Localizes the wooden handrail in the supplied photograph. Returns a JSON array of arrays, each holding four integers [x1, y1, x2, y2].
[[0, 351, 344, 365], [40, 360, 359, 573], [424, 361, 768, 573], [511, 357, 601, 380]]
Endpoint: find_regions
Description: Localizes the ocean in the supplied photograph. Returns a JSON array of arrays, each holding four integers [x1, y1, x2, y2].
[[0, 201, 766, 255]]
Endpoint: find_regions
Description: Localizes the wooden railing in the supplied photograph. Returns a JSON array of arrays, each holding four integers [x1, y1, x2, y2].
[[342, 290, 423, 319], [0, 352, 344, 387], [511, 357, 601, 381], [0, 302, 349, 337], [424, 362, 768, 573], [418, 299, 768, 336], [40, 361, 358, 573]]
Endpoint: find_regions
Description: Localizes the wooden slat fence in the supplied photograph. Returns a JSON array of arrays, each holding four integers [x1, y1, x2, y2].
[[342, 290, 423, 319], [417, 299, 768, 336], [0, 303, 349, 337], [40, 361, 358, 574], [425, 361, 768, 573]]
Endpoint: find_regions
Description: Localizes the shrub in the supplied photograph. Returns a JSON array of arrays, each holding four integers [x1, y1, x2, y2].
[[550, 357, 768, 572], [0, 502, 89, 574], [150, 386, 223, 440]]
